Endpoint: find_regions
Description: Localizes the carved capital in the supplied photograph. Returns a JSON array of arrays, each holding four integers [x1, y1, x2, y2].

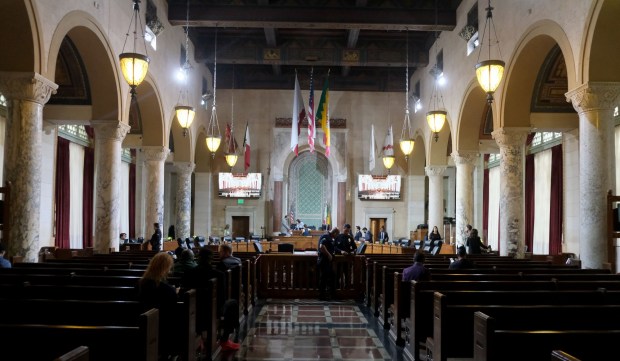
[[566, 82, 620, 114], [451, 151, 478, 166], [90, 120, 130, 141], [492, 127, 529, 148], [142, 146, 170, 162], [175, 162, 195, 177], [425, 165, 447, 177], [0, 72, 58, 105]]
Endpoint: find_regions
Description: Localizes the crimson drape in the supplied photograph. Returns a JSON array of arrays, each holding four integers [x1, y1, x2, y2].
[[55, 137, 70, 248], [129, 161, 136, 239], [482, 157, 489, 241], [549, 144, 563, 255], [524, 153, 535, 253], [82, 146, 94, 248]]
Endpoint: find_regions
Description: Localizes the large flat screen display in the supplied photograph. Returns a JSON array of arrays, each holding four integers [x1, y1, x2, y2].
[[218, 173, 262, 198], [358, 175, 401, 200]]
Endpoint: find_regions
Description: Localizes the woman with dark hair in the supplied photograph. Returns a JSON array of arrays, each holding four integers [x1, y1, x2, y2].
[[138, 252, 179, 358], [428, 225, 442, 251], [466, 228, 490, 255]]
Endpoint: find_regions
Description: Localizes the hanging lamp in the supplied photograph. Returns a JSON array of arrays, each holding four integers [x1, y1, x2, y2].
[[205, 29, 222, 156], [399, 30, 415, 160], [475, 0, 505, 103], [174, 0, 195, 137], [225, 68, 239, 169], [426, 0, 447, 142], [119, 0, 150, 99]]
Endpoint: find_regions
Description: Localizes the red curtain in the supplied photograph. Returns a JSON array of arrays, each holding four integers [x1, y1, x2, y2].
[[82, 146, 94, 248], [549, 145, 563, 255], [524, 153, 535, 253], [129, 159, 136, 239], [482, 154, 489, 241], [55, 137, 70, 248]]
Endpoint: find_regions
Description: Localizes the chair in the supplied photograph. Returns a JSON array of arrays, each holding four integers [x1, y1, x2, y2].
[[235, 237, 245, 243], [356, 243, 367, 255], [253, 242, 264, 254], [431, 240, 443, 255], [278, 243, 294, 253], [223, 236, 232, 243]]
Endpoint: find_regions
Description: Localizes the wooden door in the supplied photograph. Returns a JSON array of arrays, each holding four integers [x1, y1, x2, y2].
[[232, 216, 250, 239], [369, 218, 386, 241]]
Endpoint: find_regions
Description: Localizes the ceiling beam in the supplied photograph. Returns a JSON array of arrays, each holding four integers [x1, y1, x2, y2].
[[169, 4, 457, 31]]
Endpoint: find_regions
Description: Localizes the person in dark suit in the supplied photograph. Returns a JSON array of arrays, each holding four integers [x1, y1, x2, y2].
[[402, 252, 431, 282], [354, 226, 362, 241], [378, 226, 389, 244], [317, 228, 339, 300], [150, 223, 162, 251], [363, 227, 373, 243], [449, 247, 476, 269], [466, 228, 490, 255]]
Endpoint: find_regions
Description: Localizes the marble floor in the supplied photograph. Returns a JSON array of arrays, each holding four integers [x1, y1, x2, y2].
[[219, 299, 405, 361]]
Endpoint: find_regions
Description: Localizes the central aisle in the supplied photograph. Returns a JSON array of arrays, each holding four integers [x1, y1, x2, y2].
[[222, 299, 404, 361]]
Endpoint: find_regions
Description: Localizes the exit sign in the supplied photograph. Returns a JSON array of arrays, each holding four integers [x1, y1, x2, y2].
[[237, 199, 244, 204]]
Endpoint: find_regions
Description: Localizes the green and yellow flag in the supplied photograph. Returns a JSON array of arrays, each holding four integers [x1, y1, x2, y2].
[[316, 76, 330, 156]]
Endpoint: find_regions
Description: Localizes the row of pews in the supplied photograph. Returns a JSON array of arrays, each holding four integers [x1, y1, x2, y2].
[[0, 249, 259, 361], [361, 252, 620, 361]]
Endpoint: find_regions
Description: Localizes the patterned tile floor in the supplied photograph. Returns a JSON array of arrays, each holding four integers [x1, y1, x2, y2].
[[219, 299, 405, 361]]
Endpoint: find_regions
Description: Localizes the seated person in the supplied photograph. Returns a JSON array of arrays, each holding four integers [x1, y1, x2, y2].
[[217, 244, 242, 271], [449, 247, 476, 269], [301, 225, 311, 236], [173, 249, 197, 275], [0, 243, 11, 268], [402, 252, 431, 282], [119, 233, 128, 244], [466, 228, 490, 255]]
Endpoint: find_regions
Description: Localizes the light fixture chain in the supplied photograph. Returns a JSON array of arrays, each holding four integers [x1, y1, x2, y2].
[[213, 29, 217, 107], [134, 0, 148, 58]]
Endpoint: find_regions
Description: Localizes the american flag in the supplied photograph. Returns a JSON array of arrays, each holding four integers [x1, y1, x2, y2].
[[307, 67, 315, 153], [289, 210, 295, 225]]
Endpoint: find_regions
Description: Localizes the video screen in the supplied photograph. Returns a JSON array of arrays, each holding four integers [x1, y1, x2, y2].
[[218, 173, 262, 198], [358, 174, 401, 200]]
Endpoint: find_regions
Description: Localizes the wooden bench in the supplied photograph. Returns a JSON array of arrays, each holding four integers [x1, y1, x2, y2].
[[54, 346, 89, 361], [551, 350, 581, 361], [473, 309, 620, 361]]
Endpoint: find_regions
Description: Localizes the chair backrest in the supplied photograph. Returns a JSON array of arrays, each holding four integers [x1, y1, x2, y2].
[[223, 236, 232, 243], [235, 237, 245, 242], [431, 240, 443, 255], [278, 243, 294, 253], [356, 243, 367, 255], [253, 242, 264, 254]]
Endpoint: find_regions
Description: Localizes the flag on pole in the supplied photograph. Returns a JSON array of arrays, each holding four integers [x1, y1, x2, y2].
[[369, 124, 377, 172], [225, 123, 238, 153], [316, 75, 330, 156], [325, 203, 331, 228], [243, 122, 251, 172], [383, 125, 394, 156], [307, 68, 316, 153], [291, 73, 306, 156]]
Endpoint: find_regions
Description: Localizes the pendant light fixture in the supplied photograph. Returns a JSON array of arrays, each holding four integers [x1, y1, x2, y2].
[[475, 0, 504, 103], [399, 30, 415, 160], [426, 0, 447, 142], [174, 0, 195, 137], [119, 0, 150, 100], [225, 67, 239, 169], [205, 29, 222, 157]]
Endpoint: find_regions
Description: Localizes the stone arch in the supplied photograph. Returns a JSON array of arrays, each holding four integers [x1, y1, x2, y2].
[[500, 20, 577, 128], [170, 117, 192, 163], [583, 0, 620, 82], [194, 129, 210, 173], [46, 11, 120, 121], [0, 0, 39, 72], [456, 80, 488, 152], [136, 77, 165, 147], [287, 151, 332, 229], [409, 129, 426, 176], [427, 117, 452, 166]]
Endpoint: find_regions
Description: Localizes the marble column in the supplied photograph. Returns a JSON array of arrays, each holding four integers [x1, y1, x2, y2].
[[143, 146, 170, 235], [425, 165, 447, 234], [338, 182, 346, 226], [566, 82, 620, 269], [0, 72, 57, 261], [175, 162, 195, 241], [492, 128, 529, 258], [473, 155, 485, 234], [452, 152, 478, 247], [91, 120, 130, 253], [273, 180, 283, 234]]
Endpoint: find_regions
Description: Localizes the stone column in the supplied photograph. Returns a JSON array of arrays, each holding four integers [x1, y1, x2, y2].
[[91, 120, 130, 253], [0, 72, 57, 261], [273, 180, 283, 234], [492, 128, 529, 257], [338, 182, 346, 226], [452, 152, 478, 247], [473, 155, 485, 234], [425, 165, 447, 234], [175, 162, 195, 241], [566, 82, 620, 268], [143, 146, 170, 234]]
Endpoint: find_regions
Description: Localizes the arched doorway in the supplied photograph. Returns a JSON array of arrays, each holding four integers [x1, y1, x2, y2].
[[287, 151, 331, 229]]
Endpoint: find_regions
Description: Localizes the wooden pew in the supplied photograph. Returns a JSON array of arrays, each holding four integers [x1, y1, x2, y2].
[[473, 309, 620, 361], [1, 308, 158, 361], [551, 350, 582, 361], [54, 346, 89, 361]]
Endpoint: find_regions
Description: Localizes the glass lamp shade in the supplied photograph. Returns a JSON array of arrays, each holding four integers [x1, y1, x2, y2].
[[205, 136, 222, 153], [399, 138, 415, 156], [382, 155, 395, 170], [119, 53, 150, 87], [225, 153, 239, 168], [426, 110, 447, 133], [475, 59, 505, 94], [175, 105, 196, 130]]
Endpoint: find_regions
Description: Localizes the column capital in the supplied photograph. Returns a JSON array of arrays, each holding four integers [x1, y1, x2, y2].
[[90, 120, 130, 141], [492, 127, 530, 148], [451, 151, 479, 166], [566, 82, 620, 114], [0, 72, 58, 105], [142, 146, 170, 162], [175, 162, 195, 176], [425, 165, 447, 177]]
